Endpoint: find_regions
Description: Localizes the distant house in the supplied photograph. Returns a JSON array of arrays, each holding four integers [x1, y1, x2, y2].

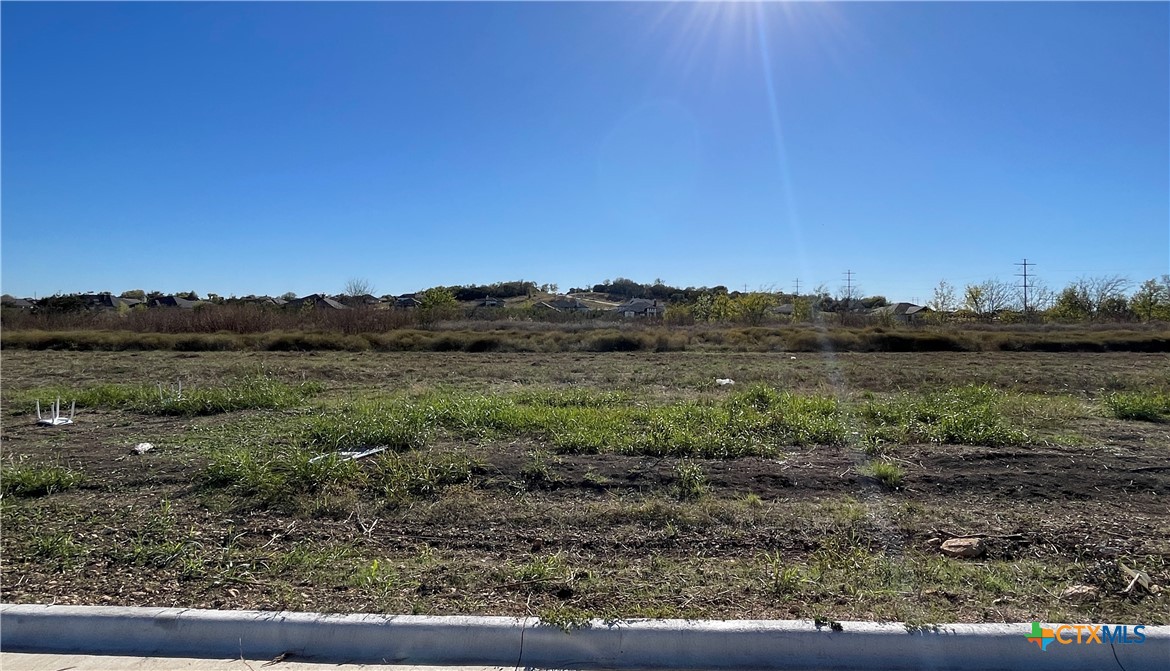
[[614, 298, 666, 318], [771, 303, 795, 317], [869, 302, 932, 323], [340, 293, 382, 308], [474, 296, 507, 308], [394, 294, 422, 309], [1, 295, 34, 309], [75, 293, 146, 310], [237, 296, 286, 307], [148, 295, 203, 309], [286, 294, 349, 310], [534, 295, 591, 313]]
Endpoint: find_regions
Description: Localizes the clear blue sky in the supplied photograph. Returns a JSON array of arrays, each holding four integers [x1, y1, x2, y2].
[[3, 1, 1167, 302]]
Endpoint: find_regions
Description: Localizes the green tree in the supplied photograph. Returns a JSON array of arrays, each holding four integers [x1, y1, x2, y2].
[[692, 293, 716, 322], [963, 284, 986, 318], [1129, 277, 1170, 322], [929, 280, 956, 313], [734, 292, 777, 325], [418, 287, 457, 310], [416, 287, 458, 324], [792, 296, 812, 322], [711, 293, 739, 322], [1049, 286, 1092, 321]]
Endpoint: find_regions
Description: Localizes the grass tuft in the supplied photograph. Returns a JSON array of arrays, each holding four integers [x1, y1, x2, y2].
[[1, 462, 84, 497], [674, 460, 708, 501], [861, 461, 905, 488], [1104, 391, 1170, 422]]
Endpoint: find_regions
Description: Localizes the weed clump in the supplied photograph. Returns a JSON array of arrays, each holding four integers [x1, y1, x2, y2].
[[375, 452, 477, 502], [674, 460, 708, 501], [521, 450, 561, 488], [861, 461, 905, 488]]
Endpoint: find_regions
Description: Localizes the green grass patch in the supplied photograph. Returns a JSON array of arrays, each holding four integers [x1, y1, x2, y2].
[[1, 462, 84, 497], [303, 400, 437, 451], [202, 447, 363, 505], [202, 444, 477, 508], [375, 452, 478, 502], [1104, 391, 1170, 422], [860, 460, 905, 488], [674, 460, 708, 501], [862, 386, 1030, 446], [302, 386, 847, 458], [12, 376, 321, 416]]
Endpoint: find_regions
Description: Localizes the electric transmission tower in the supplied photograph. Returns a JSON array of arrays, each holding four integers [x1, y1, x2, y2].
[[1015, 258, 1035, 313], [843, 269, 855, 310]]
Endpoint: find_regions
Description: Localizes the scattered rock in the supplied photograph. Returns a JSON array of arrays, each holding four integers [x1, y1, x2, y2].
[[940, 537, 985, 558], [715, 378, 735, 386], [132, 442, 153, 455], [1061, 584, 1100, 601]]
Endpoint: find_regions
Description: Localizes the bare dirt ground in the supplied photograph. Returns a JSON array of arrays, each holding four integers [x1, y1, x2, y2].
[[2, 350, 1167, 625]]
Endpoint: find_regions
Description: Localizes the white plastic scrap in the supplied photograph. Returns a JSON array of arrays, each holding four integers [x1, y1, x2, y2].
[[36, 397, 75, 426], [133, 443, 154, 455], [715, 378, 735, 386], [308, 446, 389, 464]]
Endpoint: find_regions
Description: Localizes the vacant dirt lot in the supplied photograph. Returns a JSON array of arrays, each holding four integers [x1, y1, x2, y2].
[[2, 350, 1167, 625]]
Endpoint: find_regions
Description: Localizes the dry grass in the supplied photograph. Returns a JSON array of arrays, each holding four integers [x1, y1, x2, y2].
[[3, 322, 1168, 354]]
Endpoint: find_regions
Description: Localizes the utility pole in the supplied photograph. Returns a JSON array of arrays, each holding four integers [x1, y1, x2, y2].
[[1015, 258, 1035, 313], [793, 278, 801, 296]]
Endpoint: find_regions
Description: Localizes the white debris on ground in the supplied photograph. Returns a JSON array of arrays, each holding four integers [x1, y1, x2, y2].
[[308, 446, 389, 464], [132, 443, 153, 455], [715, 378, 735, 386]]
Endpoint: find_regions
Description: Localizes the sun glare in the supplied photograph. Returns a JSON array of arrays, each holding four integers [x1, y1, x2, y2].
[[648, 1, 853, 82]]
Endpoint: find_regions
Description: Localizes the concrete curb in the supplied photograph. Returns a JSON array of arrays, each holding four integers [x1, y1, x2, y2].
[[1, 604, 1166, 670]]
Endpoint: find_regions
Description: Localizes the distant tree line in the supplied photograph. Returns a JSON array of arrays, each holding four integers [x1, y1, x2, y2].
[[929, 275, 1170, 323], [8, 274, 1169, 327]]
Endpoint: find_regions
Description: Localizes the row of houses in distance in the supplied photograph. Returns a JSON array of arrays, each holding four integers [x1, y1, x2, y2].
[[0, 292, 676, 318], [1, 292, 932, 323]]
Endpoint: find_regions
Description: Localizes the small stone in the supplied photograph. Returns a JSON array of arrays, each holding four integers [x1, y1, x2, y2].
[[1061, 584, 1100, 601], [940, 537, 985, 558]]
